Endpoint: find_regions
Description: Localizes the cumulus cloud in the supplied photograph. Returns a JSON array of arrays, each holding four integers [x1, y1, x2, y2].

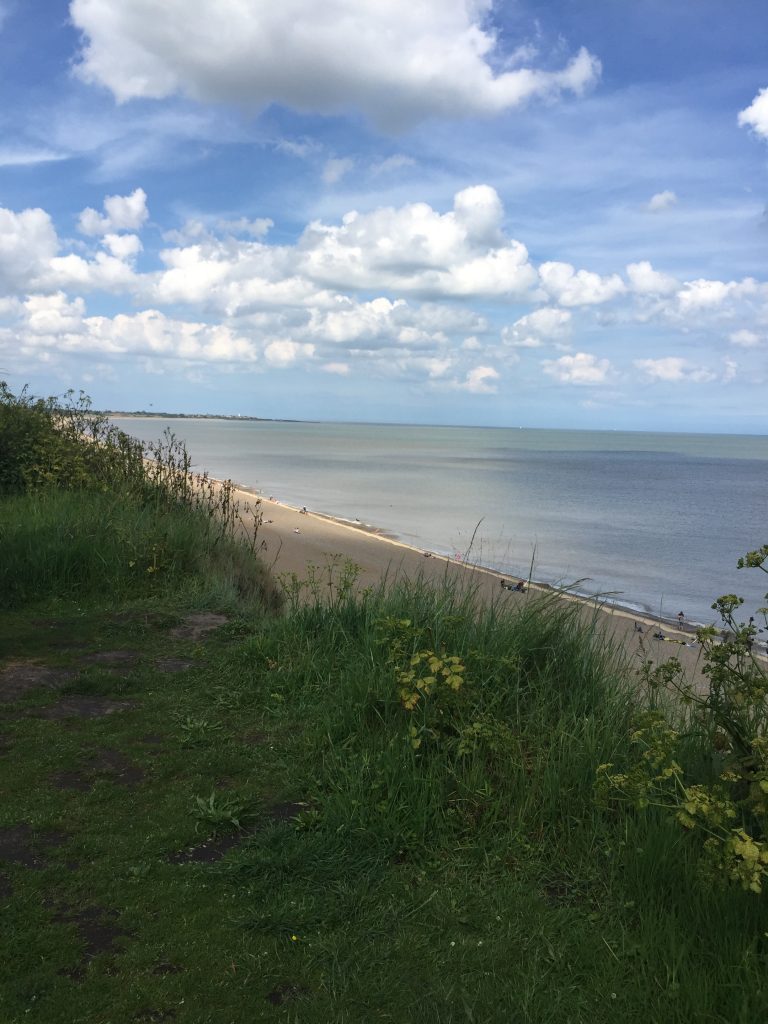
[[626, 260, 678, 296], [322, 361, 350, 375], [0, 206, 59, 294], [738, 87, 768, 140], [264, 339, 315, 367], [48, 251, 139, 293], [502, 307, 571, 348], [539, 262, 625, 306], [299, 185, 537, 298], [460, 365, 499, 394], [676, 277, 758, 313], [71, 0, 600, 129], [102, 233, 142, 260], [646, 190, 678, 212], [633, 357, 716, 383], [78, 187, 149, 236], [17, 301, 257, 362], [542, 352, 611, 384], [729, 328, 762, 347]]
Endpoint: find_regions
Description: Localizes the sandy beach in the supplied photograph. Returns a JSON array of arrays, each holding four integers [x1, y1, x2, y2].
[[240, 488, 716, 684]]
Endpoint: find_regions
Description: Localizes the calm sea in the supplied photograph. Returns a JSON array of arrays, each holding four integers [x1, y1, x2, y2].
[[111, 418, 768, 626]]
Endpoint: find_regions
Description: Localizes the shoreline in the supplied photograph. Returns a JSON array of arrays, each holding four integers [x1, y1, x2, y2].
[[229, 485, 737, 683], [244, 488, 710, 639]]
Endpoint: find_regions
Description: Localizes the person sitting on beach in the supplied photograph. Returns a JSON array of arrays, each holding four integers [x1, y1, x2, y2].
[[634, 621, 644, 634], [514, 581, 526, 592], [300, 506, 307, 514]]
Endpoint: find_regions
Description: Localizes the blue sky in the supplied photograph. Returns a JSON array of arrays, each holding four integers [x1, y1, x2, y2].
[[1, 0, 767, 431]]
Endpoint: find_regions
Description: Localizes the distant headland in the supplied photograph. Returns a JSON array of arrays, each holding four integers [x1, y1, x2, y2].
[[103, 411, 299, 423]]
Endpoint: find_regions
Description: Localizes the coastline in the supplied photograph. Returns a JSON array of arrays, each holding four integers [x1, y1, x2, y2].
[[232, 485, 726, 682], [244, 488, 705, 632]]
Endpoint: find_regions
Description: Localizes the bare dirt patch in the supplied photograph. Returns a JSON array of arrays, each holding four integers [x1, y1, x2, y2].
[[169, 612, 228, 642], [0, 824, 68, 869], [81, 650, 140, 666], [50, 748, 146, 791], [266, 982, 310, 1006], [168, 803, 306, 864], [32, 696, 137, 720], [0, 662, 74, 703], [266, 801, 308, 823], [167, 831, 247, 865], [50, 902, 132, 959], [154, 657, 195, 673]]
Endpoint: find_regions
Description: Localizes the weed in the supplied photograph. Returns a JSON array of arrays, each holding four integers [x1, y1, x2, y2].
[[193, 790, 249, 832]]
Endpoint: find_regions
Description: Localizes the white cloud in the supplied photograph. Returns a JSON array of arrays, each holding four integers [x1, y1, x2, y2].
[[0, 206, 59, 294], [542, 352, 611, 384], [723, 358, 738, 382], [17, 303, 257, 362], [322, 361, 350, 375], [71, 0, 600, 129], [461, 365, 499, 393], [738, 87, 768, 140], [539, 261, 625, 306], [306, 295, 482, 356], [264, 339, 315, 367], [24, 292, 86, 334], [78, 187, 149, 236], [626, 260, 678, 295], [676, 277, 758, 313], [502, 307, 571, 348], [299, 186, 537, 298], [322, 158, 354, 185], [729, 328, 762, 347], [102, 233, 142, 260], [633, 357, 716, 384], [48, 251, 139, 293], [646, 190, 678, 212]]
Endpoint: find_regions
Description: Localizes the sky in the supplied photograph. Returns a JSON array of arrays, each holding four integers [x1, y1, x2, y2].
[[1, 0, 768, 431]]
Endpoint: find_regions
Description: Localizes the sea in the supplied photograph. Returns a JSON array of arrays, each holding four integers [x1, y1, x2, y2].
[[111, 417, 768, 627]]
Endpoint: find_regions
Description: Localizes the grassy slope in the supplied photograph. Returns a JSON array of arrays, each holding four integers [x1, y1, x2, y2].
[[2, 536, 767, 1022]]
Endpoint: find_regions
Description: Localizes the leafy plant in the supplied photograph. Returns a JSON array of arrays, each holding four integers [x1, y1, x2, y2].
[[597, 544, 768, 892], [193, 790, 249, 832]]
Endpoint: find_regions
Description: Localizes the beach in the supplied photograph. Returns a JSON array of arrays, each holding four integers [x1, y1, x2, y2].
[[112, 417, 768, 629], [244, 489, 713, 683]]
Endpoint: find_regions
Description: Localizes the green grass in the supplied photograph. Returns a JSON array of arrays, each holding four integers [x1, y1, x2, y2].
[[0, 488, 280, 614], [2, 567, 768, 1022]]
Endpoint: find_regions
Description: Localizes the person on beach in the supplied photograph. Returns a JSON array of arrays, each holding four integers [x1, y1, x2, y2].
[[634, 621, 644, 634], [677, 611, 685, 626]]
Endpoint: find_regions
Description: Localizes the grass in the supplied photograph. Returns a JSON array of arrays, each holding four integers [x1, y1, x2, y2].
[[2, 382, 767, 1021], [2, 572, 768, 1022]]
